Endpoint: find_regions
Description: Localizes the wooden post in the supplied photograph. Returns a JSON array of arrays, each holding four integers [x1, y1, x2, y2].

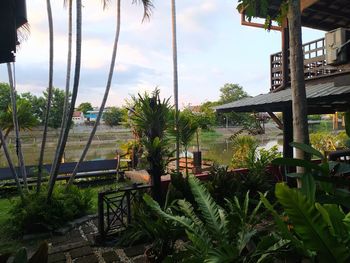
[[283, 106, 293, 159], [333, 112, 339, 130], [282, 23, 290, 89]]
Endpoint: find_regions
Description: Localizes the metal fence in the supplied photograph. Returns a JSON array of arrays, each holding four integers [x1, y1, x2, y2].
[[97, 184, 152, 241]]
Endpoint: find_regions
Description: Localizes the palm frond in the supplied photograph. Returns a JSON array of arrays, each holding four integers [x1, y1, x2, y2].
[[132, 0, 154, 22]]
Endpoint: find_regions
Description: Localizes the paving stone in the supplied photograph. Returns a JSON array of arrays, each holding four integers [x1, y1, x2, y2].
[[74, 254, 99, 263], [51, 235, 68, 245], [70, 229, 82, 238], [102, 251, 120, 263], [48, 252, 65, 263], [70, 246, 93, 259], [82, 225, 94, 234], [50, 241, 90, 254], [132, 256, 147, 263], [124, 244, 145, 258]]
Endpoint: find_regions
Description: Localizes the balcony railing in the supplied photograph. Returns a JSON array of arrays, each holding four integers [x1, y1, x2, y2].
[[270, 37, 348, 92]]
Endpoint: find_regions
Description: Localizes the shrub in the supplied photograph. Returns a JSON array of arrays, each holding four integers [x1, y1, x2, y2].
[[8, 185, 92, 235], [230, 135, 258, 168]]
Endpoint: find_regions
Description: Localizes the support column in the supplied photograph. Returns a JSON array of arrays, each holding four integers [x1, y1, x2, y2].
[[283, 106, 293, 159], [282, 24, 290, 89]]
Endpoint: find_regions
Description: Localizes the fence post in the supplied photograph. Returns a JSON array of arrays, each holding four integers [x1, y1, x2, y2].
[[126, 190, 131, 224], [98, 192, 105, 238]]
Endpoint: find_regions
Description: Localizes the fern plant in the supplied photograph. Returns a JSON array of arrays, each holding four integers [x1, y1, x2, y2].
[[144, 176, 283, 262]]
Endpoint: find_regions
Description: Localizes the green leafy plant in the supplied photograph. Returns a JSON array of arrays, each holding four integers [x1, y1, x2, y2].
[[169, 113, 198, 175], [119, 196, 182, 262], [261, 183, 350, 263], [273, 142, 350, 208], [0, 241, 48, 263], [144, 176, 282, 262], [129, 88, 172, 203], [230, 135, 258, 168], [8, 185, 92, 235]]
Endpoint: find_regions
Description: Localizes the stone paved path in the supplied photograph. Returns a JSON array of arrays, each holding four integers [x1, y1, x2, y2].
[[47, 218, 148, 263]]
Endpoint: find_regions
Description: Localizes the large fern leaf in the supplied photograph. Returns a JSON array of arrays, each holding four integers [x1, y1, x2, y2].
[[275, 183, 349, 263], [188, 176, 229, 240]]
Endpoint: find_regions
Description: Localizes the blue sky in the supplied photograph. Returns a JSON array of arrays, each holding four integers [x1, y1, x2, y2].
[[0, 0, 324, 108]]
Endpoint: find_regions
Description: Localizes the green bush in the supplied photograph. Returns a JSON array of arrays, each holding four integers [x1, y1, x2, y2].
[[8, 185, 92, 235]]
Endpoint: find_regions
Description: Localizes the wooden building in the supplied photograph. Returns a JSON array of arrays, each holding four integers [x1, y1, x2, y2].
[[216, 0, 350, 158]]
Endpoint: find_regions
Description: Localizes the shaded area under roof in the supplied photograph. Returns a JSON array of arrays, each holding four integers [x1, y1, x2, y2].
[[258, 0, 350, 31], [215, 81, 350, 114]]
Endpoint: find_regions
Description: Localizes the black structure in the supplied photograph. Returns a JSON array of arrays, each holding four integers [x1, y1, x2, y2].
[[97, 184, 152, 241], [0, 0, 27, 63]]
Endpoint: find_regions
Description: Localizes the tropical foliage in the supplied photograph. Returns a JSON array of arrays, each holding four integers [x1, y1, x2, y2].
[[144, 176, 280, 262], [169, 113, 198, 175], [129, 89, 172, 202], [7, 185, 92, 235]]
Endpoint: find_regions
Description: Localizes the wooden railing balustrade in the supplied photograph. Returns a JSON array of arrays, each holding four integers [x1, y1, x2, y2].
[[270, 37, 349, 92]]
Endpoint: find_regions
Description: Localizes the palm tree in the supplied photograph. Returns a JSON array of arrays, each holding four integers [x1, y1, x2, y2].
[[39, 0, 74, 192], [66, 0, 153, 186], [47, 0, 82, 200], [7, 63, 28, 191], [287, 0, 310, 185], [0, 98, 39, 148], [0, 128, 24, 200], [37, 0, 54, 191], [171, 0, 180, 173]]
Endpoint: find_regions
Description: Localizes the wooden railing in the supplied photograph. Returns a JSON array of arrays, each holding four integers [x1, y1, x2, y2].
[[270, 37, 347, 92]]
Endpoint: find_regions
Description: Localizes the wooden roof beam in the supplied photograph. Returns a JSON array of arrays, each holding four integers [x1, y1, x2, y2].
[[301, 0, 320, 12]]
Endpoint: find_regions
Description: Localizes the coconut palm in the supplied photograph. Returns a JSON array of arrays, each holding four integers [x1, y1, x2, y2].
[[0, 98, 39, 144], [287, 0, 310, 186], [171, 0, 180, 173], [66, 0, 154, 187], [47, 0, 82, 200], [7, 63, 28, 191], [37, 0, 55, 190], [38, 0, 74, 192]]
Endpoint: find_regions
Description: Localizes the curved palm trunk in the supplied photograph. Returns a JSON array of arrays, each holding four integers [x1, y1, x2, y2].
[[0, 128, 23, 200], [171, 0, 180, 173], [47, 0, 82, 200], [37, 0, 54, 192], [7, 63, 28, 191], [66, 0, 121, 187], [288, 0, 309, 187], [0, 129, 12, 150], [49, 0, 74, 190]]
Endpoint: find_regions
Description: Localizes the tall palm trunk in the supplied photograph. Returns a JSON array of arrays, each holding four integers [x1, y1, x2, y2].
[[37, 0, 54, 192], [66, 0, 121, 187], [7, 63, 28, 191], [0, 128, 23, 200], [47, 0, 82, 200], [288, 0, 309, 186], [171, 0, 180, 173], [48, 0, 73, 191]]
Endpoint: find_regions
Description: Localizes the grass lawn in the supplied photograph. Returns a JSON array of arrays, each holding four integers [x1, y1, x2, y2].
[[0, 181, 129, 254]]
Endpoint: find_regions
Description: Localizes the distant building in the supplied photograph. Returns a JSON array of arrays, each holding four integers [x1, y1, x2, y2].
[[72, 111, 85, 124], [85, 109, 108, 123]]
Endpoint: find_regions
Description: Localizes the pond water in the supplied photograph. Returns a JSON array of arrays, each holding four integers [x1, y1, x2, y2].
[[0, 130, 284, 168]]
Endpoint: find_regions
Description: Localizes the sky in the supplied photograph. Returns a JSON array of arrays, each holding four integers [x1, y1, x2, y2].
[[0, 0, 324, 108]]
